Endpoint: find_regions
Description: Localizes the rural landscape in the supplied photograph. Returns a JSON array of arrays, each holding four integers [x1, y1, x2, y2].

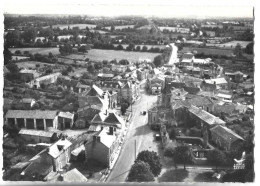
[[2, 3, 255, 184]]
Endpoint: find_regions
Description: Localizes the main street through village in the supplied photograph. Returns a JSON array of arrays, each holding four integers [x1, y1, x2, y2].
[[106, 89, 158, 182]]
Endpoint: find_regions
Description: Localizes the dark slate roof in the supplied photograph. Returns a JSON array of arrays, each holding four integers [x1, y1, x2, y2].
[[60, 168, 88, 182], [187, 96, 213, 107], [85, 85, 104, 96], [188, 105, 225, 125], [214, 104, 236, 115], [5, 110, 57, 119], [184, 86, 200, 95], [171, 100, 191, 110], [172, 82, 186, 89], [100, 81, 124, 89], [23, 162, 53, 177], [210, 125, 244, 143]]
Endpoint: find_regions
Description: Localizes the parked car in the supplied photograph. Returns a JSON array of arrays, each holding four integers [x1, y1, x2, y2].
[[140, 111, 146, 115]]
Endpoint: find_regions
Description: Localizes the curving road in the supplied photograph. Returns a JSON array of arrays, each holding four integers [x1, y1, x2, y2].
[[106, 92, 158, 182]]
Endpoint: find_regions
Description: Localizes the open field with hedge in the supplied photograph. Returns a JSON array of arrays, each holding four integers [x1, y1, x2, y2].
[[182, 47, 234, 56], [86, 49, 160, 62], [43, 24, 97, 29], [10, 48, 60, 55], [206, 41, 252, 48]]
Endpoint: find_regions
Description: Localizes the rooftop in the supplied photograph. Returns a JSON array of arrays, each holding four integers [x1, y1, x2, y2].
[[189, 105, 225, 125], [5, 110, 57, 119], [58, 112, 74, 119], [48, 138, 72, 158], [19, 129, 56, 138], [205, 78, 227, 85], [36, 72, 61, 82], [210, 125, 244, 143]]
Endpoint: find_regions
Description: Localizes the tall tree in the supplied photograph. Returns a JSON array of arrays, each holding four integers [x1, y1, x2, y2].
[[128, 160, 154, 182], [6, 63, 19, 73], [22, 27, 37, 43], [245, 42, 254, 54], [206, 149, 227, 170], [136, 150, 162, 177], [4, 46, 12, 65], [173, 145, 192, 170], [234, 43, 243, 58], [153, 55, 164, 67]]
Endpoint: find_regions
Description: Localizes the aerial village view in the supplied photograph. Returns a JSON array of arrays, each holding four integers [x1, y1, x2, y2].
[[2, 2, 255, 183]]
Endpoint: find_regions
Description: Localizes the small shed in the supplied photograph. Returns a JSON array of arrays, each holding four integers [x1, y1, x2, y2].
[[19, 129, 59, 144], [58, 112, 74, 129]]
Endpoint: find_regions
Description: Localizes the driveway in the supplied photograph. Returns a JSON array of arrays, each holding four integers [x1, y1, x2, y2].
[[106, 93, 158, 182]]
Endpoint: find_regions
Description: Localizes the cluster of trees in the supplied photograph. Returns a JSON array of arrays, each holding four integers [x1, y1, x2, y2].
[[92, 42, 163, 53], [153, 55, 164, 67], [128, 150, 162, 182], [121, 99, 130, 115]]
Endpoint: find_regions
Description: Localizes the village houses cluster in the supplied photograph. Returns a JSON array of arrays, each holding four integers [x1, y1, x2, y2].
[[3, 42, 254, 182]]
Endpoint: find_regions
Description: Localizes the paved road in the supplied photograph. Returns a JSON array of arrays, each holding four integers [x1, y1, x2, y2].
[[106, 92, 158, 182]]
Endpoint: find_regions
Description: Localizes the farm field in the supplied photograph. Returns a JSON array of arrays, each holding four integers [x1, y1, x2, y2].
[[182, 47, 234, 56], [86, 49, 160, 62], [10, 47, 160, 63], [15, 61, 54, 69], [158, 26, 177, 32], [206, 40, 251, 48], [89, 29, 109, 34], [104, 25, 135, 30], [60, 49, 160, 62], [113, 44, 165, 50], [43, 24, 97, 29], [9, 47, 60, 55]]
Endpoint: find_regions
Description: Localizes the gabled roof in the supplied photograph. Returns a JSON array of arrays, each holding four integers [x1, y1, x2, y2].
[[188, 105, 225, 125], [48, 138, 72, 158], [100, 81, 123, 89], [181, 59, 193, 63], [122, 81, 131, 89], [171, 100, 191, 110], [99, 129, 117, 148], [214, 103, 236, 115], [59, 168, 88, 182], [184, 86, 200, 95], [76, 82, 90, 89], [210, 125, 244, 143], [5, 110, 57, 119], [35, 72, 61, 82], [91, 112, 107, 123], [187, 96, 213, 107], [104, 112, 125, 125], [58, 111, 74, 119], [97, 73, 114, 78], [205, 78, 227, 85], [19, 129, 56, 138], [86, 85, 104, 96], [91, 112, 125, 127]]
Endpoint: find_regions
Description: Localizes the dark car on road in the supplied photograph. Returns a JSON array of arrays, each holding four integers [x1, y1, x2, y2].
[[140, 111, 146, 115]]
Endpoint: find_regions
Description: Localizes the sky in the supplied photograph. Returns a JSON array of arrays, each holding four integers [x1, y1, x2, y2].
[[3, 0, 254, 19]]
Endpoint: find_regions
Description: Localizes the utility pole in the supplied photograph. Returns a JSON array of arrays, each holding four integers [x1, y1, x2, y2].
[[135, 139, 137, 160]]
